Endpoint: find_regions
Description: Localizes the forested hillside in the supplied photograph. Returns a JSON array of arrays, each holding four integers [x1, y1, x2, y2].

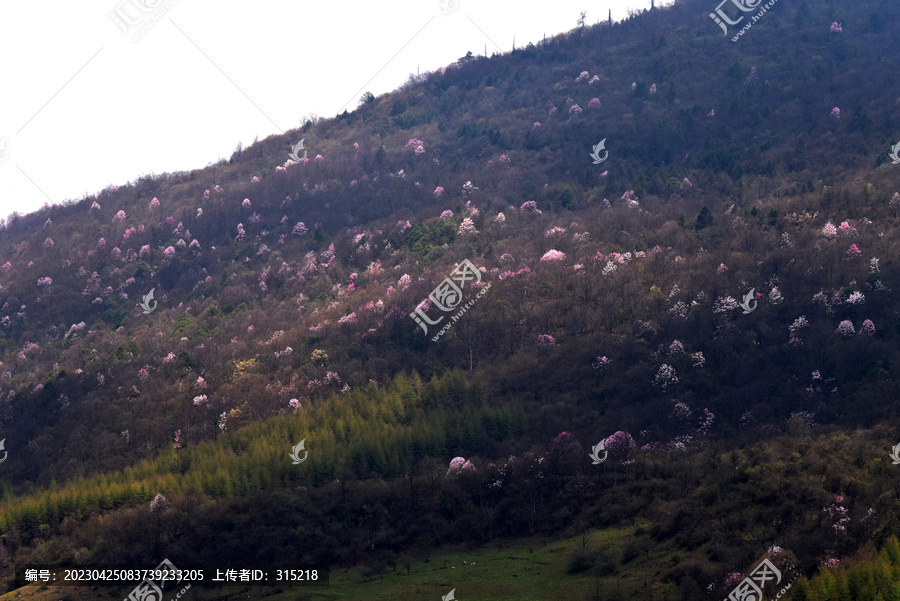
[[1, 0, 900, 598]]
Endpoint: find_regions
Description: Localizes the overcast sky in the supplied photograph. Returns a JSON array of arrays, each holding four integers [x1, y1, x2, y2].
[[0, 0, 662, 220]]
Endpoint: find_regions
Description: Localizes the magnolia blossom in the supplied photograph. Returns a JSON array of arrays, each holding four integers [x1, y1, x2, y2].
[[789, 316, 809, 336], [90, 201, 101, 210], [434, 186, 444, 197], [769, 287, 783, 304], [830, 107, 840, 120], [149, 493, 169, 513], [860, 319, 875, 335], [458, 217, 478, 235], [716, 263, 728, 275], [713, 296, 739, 313], [846, 291, 865, 304], [541, 249, 565, 262], [242, 198, 251, 208], [533, 121, 541, 127], [654, 364, 678, 388], [669, 301, 689, 319], [448, 457, 476, 472], [164, 246, 175, 258], [149, 197, 159, 208], [43, 237, 54, 248], [568, 104, 583, 117], [575, 71, 589, 83], [668, 339, 685, 357], [113, 210, 126, 221], [836, 320, 855, 336], [537, 334, 556, 346], [520, 200, 542, 214], [846, 244, 862, 259], [821, 221, 838, 237], [838, 221, 857, 236], [593, 356, 610, 371], [605, 431, 637, 460], [650, 83, 657, 94], [37, 277, 52, 287], [691, 352, 706, 367], [631, 82, 637, 90], [494, 212, 506, 223], [830, 21, 842, 32]]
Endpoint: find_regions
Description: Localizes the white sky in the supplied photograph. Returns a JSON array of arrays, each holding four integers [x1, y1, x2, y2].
[[0, 0, 659, 220]]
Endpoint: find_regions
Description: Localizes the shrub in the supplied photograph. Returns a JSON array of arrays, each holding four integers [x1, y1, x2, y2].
[[568, 548, 595, 573]]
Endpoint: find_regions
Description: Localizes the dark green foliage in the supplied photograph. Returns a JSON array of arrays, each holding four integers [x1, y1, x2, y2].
[[172, 313, 192, 334], [695, 207, 714, 230], [134, 261, 152, 280], [102, 302, 127, 328], [175, 351, 196, 370]]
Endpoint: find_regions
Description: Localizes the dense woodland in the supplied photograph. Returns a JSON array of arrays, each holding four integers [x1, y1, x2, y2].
[[1, 0, 900, 598]]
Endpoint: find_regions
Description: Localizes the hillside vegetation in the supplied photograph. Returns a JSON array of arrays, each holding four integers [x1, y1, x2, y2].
[[1, 0, 900, 598]]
